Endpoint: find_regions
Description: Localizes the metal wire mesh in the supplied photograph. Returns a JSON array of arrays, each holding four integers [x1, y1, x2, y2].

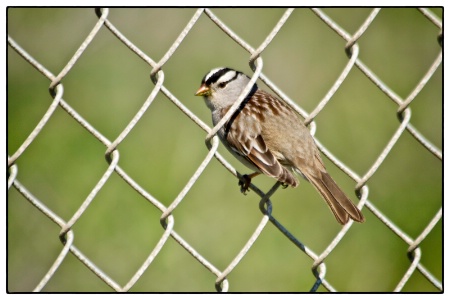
[[7, 8, 442, 292]]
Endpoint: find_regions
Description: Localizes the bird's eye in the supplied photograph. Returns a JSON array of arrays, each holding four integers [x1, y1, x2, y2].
[[218, 82, 226, 88]]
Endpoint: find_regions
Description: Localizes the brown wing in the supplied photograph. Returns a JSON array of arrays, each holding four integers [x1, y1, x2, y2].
[[225, 112, 298, 187]]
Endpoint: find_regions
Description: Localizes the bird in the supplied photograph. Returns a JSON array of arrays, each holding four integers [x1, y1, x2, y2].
[[195, 67, 364, 225]]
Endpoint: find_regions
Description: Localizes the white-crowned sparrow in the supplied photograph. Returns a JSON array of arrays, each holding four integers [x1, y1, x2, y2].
[[195, 67, 364, 224]]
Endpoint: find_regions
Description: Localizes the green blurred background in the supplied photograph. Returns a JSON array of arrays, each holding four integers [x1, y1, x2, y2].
[[7, 8, 442, 292]]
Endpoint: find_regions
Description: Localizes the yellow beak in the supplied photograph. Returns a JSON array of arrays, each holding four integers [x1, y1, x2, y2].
[[195, 84, 211, 96]]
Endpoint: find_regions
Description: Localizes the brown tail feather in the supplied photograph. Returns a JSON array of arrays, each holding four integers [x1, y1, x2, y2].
[[307, 171, 365, 224]]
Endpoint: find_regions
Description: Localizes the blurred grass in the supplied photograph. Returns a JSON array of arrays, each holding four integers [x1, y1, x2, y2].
[[7, 8, 442, 292]]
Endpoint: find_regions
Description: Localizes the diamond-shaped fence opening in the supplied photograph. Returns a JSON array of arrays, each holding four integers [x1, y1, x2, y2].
[[7, 8, 442, 292]]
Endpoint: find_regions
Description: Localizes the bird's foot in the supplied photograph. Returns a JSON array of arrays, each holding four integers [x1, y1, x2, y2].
[[238, 172, 260, 194], [238, 174, 252, 195]]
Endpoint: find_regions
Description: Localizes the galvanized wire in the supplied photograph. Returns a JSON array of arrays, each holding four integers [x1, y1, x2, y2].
[[7, 7, 442, 292]]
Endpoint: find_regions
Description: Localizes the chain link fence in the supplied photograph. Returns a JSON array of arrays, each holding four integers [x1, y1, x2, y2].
[[7, 8, 442, 292]]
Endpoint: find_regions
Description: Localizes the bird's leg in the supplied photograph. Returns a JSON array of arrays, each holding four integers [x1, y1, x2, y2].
[[238, 172, 260, 194], [281, 182, 289, 189]]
